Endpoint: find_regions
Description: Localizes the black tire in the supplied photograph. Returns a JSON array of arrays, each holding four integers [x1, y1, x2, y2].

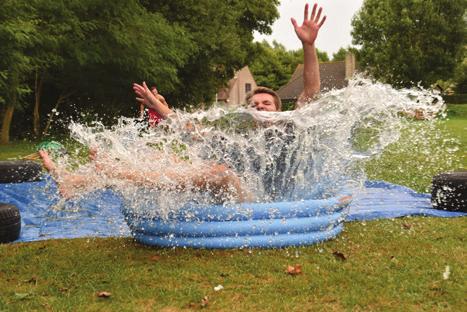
[[0, 203, 21, 243], [431, 171, 467, 212], [0, 160, 42, 183]]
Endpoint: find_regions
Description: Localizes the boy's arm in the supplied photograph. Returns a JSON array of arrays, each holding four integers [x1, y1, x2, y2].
[[291, 3, 326, 109]]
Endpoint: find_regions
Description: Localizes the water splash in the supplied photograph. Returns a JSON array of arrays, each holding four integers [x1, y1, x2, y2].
[[51, 76, 451, 218]]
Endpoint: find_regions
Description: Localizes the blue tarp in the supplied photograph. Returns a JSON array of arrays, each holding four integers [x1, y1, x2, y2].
[[347, 180, 466, 220], [0, 176, 465, 242]]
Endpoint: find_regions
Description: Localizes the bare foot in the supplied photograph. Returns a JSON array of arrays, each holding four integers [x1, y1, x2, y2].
[[38, 150, 57, 173], [338, 195, 352, 205], [39, 149, 85, 199]]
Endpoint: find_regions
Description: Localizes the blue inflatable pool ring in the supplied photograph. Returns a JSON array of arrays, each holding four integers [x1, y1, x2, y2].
[[123, 192, 351, 249]]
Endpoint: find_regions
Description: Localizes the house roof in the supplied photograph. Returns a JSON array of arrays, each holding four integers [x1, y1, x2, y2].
[[277, 61, 347, 100]]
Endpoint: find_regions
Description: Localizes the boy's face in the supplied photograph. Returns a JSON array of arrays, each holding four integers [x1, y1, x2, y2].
[[249, 93, 277, 112]]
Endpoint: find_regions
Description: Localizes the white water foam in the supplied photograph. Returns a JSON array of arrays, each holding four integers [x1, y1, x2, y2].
[[51, 76, 450, 219]]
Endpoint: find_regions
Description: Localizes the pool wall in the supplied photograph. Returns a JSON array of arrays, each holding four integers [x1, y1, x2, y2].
[[123, 195, 349, 249]]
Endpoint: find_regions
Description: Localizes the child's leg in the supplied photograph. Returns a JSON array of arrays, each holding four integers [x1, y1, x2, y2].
[[39, 150, 96, 198], [39, 150, 57, 174], [107, 162, 251, 202], [187, 163, 252, 202], [40, 150, 250, 202]]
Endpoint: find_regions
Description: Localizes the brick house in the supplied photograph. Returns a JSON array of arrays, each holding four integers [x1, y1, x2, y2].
[[216, 66, 257, 106], [277, 53, 357, 103]]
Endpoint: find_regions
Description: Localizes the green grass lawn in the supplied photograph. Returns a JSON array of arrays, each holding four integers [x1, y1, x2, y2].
[[0, 104, 466, 310], [365, 104, 466, 192], [1, 218, 465, 311], [444, 104, 467, 148], [0, 140, 38, 160]]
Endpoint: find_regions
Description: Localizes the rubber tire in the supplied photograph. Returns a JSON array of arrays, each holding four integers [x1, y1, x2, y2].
[[0, 203, 21, 243], [0, 160, 42, 183], [431, 171, 467, 212]]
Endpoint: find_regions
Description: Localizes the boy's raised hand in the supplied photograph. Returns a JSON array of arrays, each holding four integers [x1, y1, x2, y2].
[[291, 3, 326, 46]]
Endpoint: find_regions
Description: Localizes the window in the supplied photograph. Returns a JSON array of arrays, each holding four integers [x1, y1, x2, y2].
[[245, 83, 252, 93]]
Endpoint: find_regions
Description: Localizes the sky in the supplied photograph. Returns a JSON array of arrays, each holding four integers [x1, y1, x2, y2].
[[254, 0, 365, 56]]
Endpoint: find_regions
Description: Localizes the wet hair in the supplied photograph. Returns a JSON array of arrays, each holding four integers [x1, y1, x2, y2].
[[245, 87, 282, 111]]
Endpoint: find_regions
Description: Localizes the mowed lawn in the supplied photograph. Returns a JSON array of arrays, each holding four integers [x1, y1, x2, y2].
[[365, 104, 466, 192], [0, 104, 466, 311], [1, 218, 465, 311]]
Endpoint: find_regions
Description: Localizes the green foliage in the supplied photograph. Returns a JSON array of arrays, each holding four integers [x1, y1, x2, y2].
[[33, 0, 192, 107], [453, 46, 467, 93], [0, 1, 37, 109], [249, 41, 329, 90], [147, 139, 190, 161], [1, 0, 280, 140], [0, 71, 5, 105], [316, 49, 329, 62], [141, 0, 280, 106], [332, 47, 348, 62], [249, 41, 300, 90], [444, 94, 467, 104], [0, 0, 195, 141], [200, 111, 258, 133], [352, 0, 467, 88]]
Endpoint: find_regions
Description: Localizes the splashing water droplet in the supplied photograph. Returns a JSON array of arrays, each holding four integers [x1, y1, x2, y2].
[[51, 77, 451, 219]]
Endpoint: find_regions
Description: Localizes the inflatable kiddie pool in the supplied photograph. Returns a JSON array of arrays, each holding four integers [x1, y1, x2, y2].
[[123, 190, 351, 249]]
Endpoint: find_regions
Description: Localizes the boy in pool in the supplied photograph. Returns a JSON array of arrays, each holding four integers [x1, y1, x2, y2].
[[39, 149, 251, 202], [134, 3, 326, 115], [40, 3, 335, 204], [128, 4, 326, 202]]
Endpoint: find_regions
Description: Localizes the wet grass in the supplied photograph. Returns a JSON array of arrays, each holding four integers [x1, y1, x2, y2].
[[365, 104, 466, 192], [0, 138, 90, 169], [444, 104, 467, 148], [0, 140, 38, 160], [1, 217, 465, 311]]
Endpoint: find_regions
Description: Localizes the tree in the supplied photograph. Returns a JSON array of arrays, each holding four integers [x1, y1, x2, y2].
[[45, 0, 192, 120], [455, 10, 467, 93], [249, 41, 298, 90], [316, 50, 329, 62], [352, 0, 466, 88], [0, 1, 37, 144], [1, 0, 192, 143], [1, 0, 280, 142], [454, 62, 467, 94], [141, 0, 280, 106], [332, 47, 348, 62]]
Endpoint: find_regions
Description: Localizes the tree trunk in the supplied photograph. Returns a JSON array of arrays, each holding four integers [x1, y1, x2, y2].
[[1, 104, 15, 145], [33, 70, 43, 137], [1, 69, 19, 144]]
